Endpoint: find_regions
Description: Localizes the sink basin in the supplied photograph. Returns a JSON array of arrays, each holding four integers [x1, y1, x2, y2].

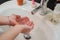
[[0, 8, 56, 40]]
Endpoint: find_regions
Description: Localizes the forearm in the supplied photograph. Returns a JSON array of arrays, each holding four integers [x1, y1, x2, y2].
[[0, 25, 22, 40], [0, 16, 10, 25]]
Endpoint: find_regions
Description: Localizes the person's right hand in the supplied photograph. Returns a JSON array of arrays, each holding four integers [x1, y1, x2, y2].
[[14, 24, 33, 34], [0, 24, 34, 40]]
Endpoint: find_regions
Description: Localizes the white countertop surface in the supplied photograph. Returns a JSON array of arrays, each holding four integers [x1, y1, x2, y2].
[[0, 0, 39, 12], [0, 0, 60, 40]]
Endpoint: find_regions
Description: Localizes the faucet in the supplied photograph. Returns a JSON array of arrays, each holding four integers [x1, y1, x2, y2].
[[31, 0, 49, 15], [23, 0, 49, 40], [40, 0, 49, 15]]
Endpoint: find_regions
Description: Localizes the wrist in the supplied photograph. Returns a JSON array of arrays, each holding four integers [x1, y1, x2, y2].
[[8, 16, 16, 26], [14, 25, 23, 32]]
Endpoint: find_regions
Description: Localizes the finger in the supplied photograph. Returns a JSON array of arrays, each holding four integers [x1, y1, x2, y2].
[[26, 21, 34, 29], [22, 17, 29, 22], [11, 14, 21, 20], [21, 17, 29, 24]]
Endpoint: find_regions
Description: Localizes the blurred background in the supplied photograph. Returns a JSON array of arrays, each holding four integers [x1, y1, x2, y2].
[[0, 0, 60, 10]]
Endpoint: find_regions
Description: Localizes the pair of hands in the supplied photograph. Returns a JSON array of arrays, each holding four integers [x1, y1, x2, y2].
[[9, 14, 34, 34]]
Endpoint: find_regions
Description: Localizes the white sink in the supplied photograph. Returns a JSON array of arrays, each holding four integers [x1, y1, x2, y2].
[[0, 8, 57, 40]]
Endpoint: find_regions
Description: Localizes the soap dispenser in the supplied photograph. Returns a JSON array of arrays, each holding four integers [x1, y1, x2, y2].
[[17, 0, 23, 6]]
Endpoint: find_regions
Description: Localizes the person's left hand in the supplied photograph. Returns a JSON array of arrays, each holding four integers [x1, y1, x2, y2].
[[9, 14, 34, 28], [9, 14, 22, 26]]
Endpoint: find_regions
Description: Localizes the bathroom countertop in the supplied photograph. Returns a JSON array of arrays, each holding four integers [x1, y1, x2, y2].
[[0, 0, 60, 40], [0, 0, 40, 12]]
